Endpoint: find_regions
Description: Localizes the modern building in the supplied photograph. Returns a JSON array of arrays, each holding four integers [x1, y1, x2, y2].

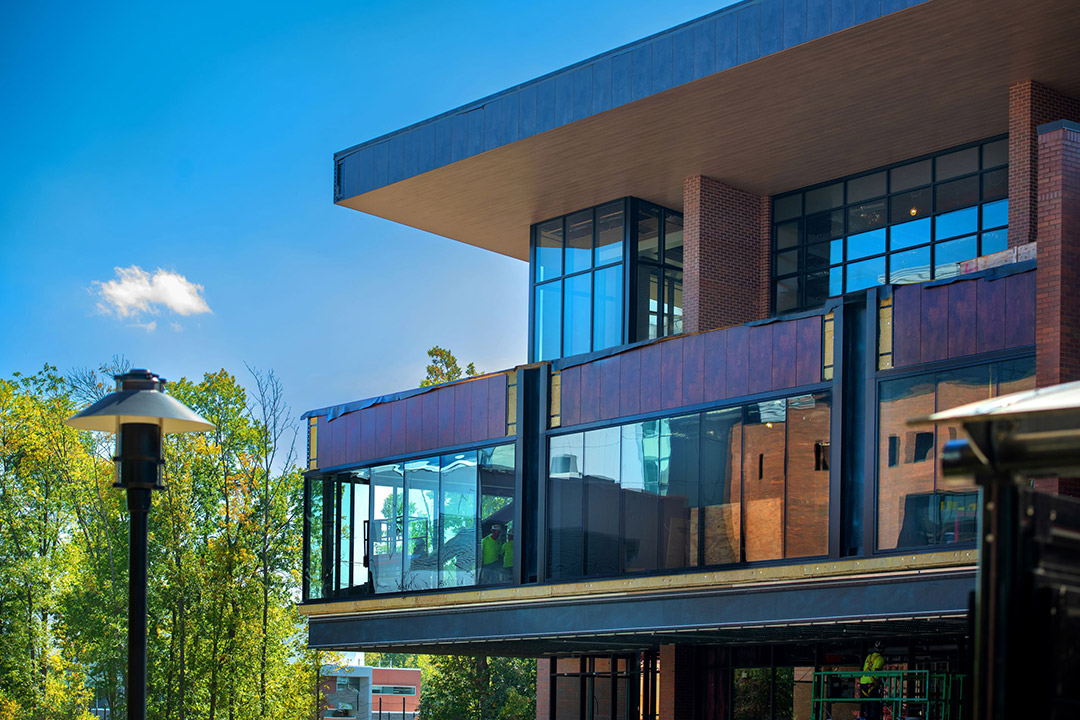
[[299, 0, 1080, 717], [320, 665, 422, 720]]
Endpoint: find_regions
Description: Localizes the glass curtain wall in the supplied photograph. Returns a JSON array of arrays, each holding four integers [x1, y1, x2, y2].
[[547, 392, 830, 581], [877, 356, 1034, 550], [772, 136, 1009, 313], [531, 198, 684, 362], [303, 443, 516, 600]]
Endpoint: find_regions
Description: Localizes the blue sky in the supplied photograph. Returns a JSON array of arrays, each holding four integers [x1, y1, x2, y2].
[[0, 0, 734, 419]]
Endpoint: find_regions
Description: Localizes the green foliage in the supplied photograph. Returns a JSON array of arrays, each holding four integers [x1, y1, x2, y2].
[[420, 655, 535, 720], [0, 363, 318, 720], [420, 346, 481, 387]]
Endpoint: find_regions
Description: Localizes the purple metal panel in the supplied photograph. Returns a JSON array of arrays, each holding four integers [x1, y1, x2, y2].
[[316, 416, 332, 469], [422, 391, 440, 449], [599, 357, 621, 421], [345, 411, 362, 466], [661, 340, 684, 410], [920, 284, 949, 364], [390, 400, 407, 456], [892, 283, 922, 367], [772, 321, 798, 390], [795, 316, 823, 386], [619, 351, 641, 417], [487, 374, 507, 439], [682, 334, 705, 407], [1004, 271, 1036, 348], [437, 388, 455, 449], [375, 403, 393, 459], [580, 361, 601, 424], [561, 365, 581, 427], [454, 383, 473, 446], [976, 276, 1007, 354], [360, 407, 377, 462], [748, 324, 774, 394], [405, 395, 423, 454], [639, 344, 663, 413], [703, 328, 728, 402], [330, 414, 346, 467], [470, 379, 489, 443], [947, 280, 978, 359], [726, 325, 750, 398]]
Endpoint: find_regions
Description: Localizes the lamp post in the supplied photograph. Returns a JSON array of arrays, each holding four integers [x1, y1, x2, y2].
[[65, 369, 214, 720]]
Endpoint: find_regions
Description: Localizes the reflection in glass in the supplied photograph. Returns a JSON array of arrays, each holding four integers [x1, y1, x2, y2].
[[549, 433, 585, 579], [805, 271, 828, 308], [774, 194, 801, 222], [306, 478, 325, 600], [776, 250, 798, 276], [982, 199, 1008, 229], [774, 276, 799, 313], [564, 274, 592, 357], [983, 168, 1007, 202], [982, 138, 1007, 168], [622, 421, 659, 573], [637, 205, 660, 261], [890, 159, 931, 192], [593, 265, 622, 351], [890, 188, 931, 225], [805, 210, 843, 244], [982, 229, 1007, 256], [889, 247, 931, 284], [535, 281, 562, 362], [565, 210, 593, 275], [935, 236, 977, 279], [536, 219, 562, 282], [660, 414, 699, 570], [847, 229, 885, 260], [742, 400, 786, 562], [805, 242, 830, 271], [370, 464, 404, 594], [636, 265, 661, 341], [480, 445, 515, 585], [665, 211, 684, 268], [878, 360, 1034, 551], [847, 200, 887, 234], [352, 470, 370, 590], [846, 257, 886, 292], [936, 146, 978, 180], [805, 183, 843, 213], [585, 427, 621, 576], [595, 201, 624, 266], [404, 458, 439, 590], [337, 481, 352, 591], [890, 217, 931, 250], [440, 453, 477, 588], [847, 171, 885, 203], [935, 207, 978, 240], [784, 394, 830, 558], [935, 175, 979, 214], [776, 221, 800, 250], [701, 409, 742, 565], [664, 269, 683, 336]]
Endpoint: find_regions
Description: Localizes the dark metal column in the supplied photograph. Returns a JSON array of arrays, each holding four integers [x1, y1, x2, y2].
[[127, 487, 152, 720]]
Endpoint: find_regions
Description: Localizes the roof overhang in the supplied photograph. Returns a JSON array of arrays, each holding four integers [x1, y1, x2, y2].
[[337, 0, 1080, 261]]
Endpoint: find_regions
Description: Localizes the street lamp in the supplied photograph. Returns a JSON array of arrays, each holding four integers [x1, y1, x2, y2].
[[65, 369, 214, 720]]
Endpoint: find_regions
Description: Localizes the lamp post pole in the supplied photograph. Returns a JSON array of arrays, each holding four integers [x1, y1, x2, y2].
[[65, 369, 214, 720]]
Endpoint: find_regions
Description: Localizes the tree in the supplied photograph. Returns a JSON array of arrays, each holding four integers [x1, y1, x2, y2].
[[420, 346, 481, 387]]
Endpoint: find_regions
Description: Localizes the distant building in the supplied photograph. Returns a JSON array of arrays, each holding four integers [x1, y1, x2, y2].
[[320, 665, 421, 720], [300, 0, 1080, 717]]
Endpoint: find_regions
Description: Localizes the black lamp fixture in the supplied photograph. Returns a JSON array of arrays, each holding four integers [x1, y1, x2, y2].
[[66, 369, 213, 720]]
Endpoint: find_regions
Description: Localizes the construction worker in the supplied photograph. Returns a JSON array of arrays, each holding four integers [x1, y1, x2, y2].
[[858, 641, 885, 720], [501, 529, 514, 580], [480, 523, 504, 584]]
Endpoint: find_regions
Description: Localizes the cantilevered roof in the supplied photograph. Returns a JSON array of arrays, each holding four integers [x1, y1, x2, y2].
[[335, 0, 1080, 260]]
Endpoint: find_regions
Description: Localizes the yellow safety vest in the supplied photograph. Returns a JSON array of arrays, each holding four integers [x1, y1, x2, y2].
[[860, 652, 884, 684]]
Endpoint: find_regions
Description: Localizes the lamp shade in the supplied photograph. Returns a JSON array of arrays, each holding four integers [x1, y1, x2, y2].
[[66, 389, 215, 434]]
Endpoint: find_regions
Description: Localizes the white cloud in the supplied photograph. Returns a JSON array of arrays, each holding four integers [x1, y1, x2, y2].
[[170, 322, 183, 332], [129, 320, 157, 333], [94, 266, 212, 320]]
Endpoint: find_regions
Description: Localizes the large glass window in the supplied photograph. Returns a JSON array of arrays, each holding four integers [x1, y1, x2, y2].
[[547, 392, 831, 581], [530, 198, 683, 361], [772, 136, 1009, 313], [877, 356, 1035, 551]]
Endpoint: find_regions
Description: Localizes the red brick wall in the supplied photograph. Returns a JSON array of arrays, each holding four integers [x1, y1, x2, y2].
[[1008, 81, 1080, 248], [535, 659, 550, 720], [1035, 123, 1080, 389], [658, 645, 696, 720], [683, 176, 770, 333]]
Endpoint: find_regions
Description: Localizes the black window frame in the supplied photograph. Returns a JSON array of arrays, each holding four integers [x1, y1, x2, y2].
[[771, 135, 1010, 315]]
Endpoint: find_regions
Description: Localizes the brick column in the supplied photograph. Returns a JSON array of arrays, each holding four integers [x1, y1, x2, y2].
[[658, 644, 697, 720], [1008, 81, 1080, 247], [683, 175, 770, 333], [1035, 121, 1080, 389], [535, 658, 551, 720]]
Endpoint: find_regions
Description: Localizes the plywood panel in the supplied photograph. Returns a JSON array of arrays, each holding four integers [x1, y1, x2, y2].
[[947, 281, 978, 358], [795, 316, 823, 386], [976, 276, 1007, 353], [619, 351, 642, 417], [1005, 271, 1035, 348], [580, 362, 602, 424], [661, 340, 684, 410], [921, 284, 949, 364], [599, 357, 621, 421], [892, 283, 922, 367], [703, 328, 728, 402], [748, 324, 774, 395], [772, 321, 798, 389], [561, 366, 581, 427]]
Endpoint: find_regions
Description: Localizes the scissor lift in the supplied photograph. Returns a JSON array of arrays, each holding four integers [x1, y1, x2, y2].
[[810, 670, 965, 720]]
